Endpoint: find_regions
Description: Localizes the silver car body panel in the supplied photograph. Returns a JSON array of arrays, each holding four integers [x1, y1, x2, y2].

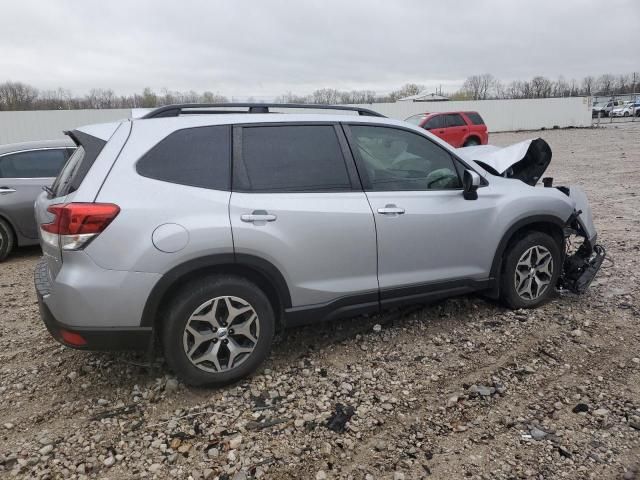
[[34, 112, 596, 332], [230, 191, 378, 306]]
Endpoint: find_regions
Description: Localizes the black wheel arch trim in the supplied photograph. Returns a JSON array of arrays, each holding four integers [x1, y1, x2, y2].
[[140, 253, 292, 327], [488, 214, 567, 295]]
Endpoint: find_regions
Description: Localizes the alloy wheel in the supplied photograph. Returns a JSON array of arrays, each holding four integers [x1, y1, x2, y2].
[[514, 245, 554, 300], [182, 295, 260, 373]]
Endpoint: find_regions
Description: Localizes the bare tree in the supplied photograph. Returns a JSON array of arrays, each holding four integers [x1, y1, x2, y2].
[[596, 74, 615, 95], [312, 88, 341, 104], [0, 81, 38, 110], [462, 74, 497, 100]]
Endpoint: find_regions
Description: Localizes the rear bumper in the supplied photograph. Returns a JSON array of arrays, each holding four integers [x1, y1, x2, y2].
[[35, 259, 153, 351]]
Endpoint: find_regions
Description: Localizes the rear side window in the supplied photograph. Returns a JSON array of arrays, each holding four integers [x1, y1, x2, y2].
[[137, 125, 231, 190], [465, 112, 485, 125], [445, 114, 466, 127], [51, 131, 106, 197], [423, 115, 445, 130], [0, 149, 69, 178], [235, 125, 351, 192]]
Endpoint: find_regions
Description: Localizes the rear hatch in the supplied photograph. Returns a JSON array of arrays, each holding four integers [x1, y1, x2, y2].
[[36, 128, 112, 278]]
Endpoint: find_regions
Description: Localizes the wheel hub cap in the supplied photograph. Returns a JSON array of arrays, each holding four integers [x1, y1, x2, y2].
[[182, 295, 260, 373], [514, 245, 554, 300]]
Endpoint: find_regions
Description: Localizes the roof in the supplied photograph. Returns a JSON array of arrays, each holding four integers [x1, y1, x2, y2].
[[397, 91, 450, 102], [0, 138, 75, 156]]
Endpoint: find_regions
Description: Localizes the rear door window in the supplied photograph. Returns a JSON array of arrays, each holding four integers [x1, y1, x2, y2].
[[464, 112, 485, 125], [235, 125, 352, 192], [137, 125, 231, 190], [0, 149, 69, 179], [423, 115, 445, 130], [445, 114, 467, 127]]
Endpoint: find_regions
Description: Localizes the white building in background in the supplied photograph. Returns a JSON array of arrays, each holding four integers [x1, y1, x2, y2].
[[397, 91, 450, 102]]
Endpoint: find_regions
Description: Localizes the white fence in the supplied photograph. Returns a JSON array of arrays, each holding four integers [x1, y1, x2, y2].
[[0, 109, 131, 144], [0, 97, 592, 144], [353, 97, 592, 132]]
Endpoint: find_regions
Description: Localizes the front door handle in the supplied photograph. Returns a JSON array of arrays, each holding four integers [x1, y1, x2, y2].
[[377, 204, 405, 215], [241, 210, 277, 223], [0, 187, 16, 195]]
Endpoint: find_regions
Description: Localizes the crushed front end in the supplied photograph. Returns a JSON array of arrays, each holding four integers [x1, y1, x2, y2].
[[553, 184, 606, 294]]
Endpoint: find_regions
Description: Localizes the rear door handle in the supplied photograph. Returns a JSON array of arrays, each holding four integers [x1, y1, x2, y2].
[[241, 210, 277, 223], [0, 187, 16, 195], [377, 204, 405, 215]]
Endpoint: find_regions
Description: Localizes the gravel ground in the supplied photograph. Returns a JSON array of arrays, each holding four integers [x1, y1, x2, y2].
[[1, 123, 639, 480]]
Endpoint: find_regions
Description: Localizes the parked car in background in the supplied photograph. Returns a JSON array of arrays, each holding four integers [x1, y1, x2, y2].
[[611, 100, 640, 117], [404, 111, 488, 147], [34, 103, 603, 387], [592, 100, 625, 117], [0, 139, 75, 261]]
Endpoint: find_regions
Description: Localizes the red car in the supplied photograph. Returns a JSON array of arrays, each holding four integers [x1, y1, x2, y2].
[[405, 111, 489, 148]]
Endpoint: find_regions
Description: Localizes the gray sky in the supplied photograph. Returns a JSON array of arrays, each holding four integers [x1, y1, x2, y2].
[[1, 0, 638, 98]]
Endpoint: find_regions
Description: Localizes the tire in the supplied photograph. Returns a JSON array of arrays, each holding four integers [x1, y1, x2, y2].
[[499, 231, 561, 309], [624, 112, 630, 117], [161, 274, 275, 387], [0, 218, 15, 262], [463, 137, 481, 147]]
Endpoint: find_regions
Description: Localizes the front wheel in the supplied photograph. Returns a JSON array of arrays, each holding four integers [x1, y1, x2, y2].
[[161, 275, 275, 387], [500, 232, 562, 309]]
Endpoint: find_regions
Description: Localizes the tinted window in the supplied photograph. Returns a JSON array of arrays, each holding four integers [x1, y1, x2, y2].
[[350, 125, 462, 191], [446, 114, 467, 127], [423, 115, 445, 130], [0, 149, 69, 178], [50, 131, 106, 198], [137, 125, 231, 190], [465, 112, 485, 125], [237, 125, 351, 192]]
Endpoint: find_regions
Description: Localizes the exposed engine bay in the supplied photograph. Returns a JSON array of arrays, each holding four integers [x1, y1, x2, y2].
[[458, 138, 606, 294]]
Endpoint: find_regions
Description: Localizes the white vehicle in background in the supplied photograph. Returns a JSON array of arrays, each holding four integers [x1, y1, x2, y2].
[[611, 101, 633, 117], [592, 100, 625, 118]]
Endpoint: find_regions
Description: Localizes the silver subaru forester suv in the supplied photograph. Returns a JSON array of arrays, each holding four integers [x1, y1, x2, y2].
[[34, 104, 604, 386]]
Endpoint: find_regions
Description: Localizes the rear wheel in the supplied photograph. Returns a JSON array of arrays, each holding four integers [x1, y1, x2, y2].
[[463, 137, 481, 147], [500, 231, 561, 309], [0, 218, 15, 262], [162, 275, 275, 387]]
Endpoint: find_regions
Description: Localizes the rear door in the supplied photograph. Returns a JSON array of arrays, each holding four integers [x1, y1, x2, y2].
[[443, 114, 469, 147], [0, 148, 70, 240], [229, 123, 378, 310]]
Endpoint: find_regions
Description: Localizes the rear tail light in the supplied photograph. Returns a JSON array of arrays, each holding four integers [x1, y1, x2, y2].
[[59, 329, 87, 346], [41, 203, 120, 251]]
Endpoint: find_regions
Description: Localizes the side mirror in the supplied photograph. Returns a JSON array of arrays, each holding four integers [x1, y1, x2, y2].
[[463, 169, 480, 200]]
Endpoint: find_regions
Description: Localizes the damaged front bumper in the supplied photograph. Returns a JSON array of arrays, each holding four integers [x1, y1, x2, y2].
[[557, 186, 606, 294]]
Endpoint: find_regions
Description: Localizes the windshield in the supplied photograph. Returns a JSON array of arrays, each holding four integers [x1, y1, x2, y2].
[[405, 115, 426, 125]]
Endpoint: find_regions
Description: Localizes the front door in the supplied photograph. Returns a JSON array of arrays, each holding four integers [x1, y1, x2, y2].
[[345, 123, 499, 303], [229, 123, 378, 311]]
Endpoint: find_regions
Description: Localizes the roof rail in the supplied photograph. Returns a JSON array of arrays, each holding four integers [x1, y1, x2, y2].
[[141, 103, 386, 119]]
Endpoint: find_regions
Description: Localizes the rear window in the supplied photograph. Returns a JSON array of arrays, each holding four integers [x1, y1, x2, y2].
[[0, 149, 69, 178], [137, 125, 231, 190], [51, 131, 106, 197], [235, 125, 351, 192], [465, 112, 485, 125]]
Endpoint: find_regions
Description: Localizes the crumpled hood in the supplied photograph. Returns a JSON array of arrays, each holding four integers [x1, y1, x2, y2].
[[458, 138, 552, 186]]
